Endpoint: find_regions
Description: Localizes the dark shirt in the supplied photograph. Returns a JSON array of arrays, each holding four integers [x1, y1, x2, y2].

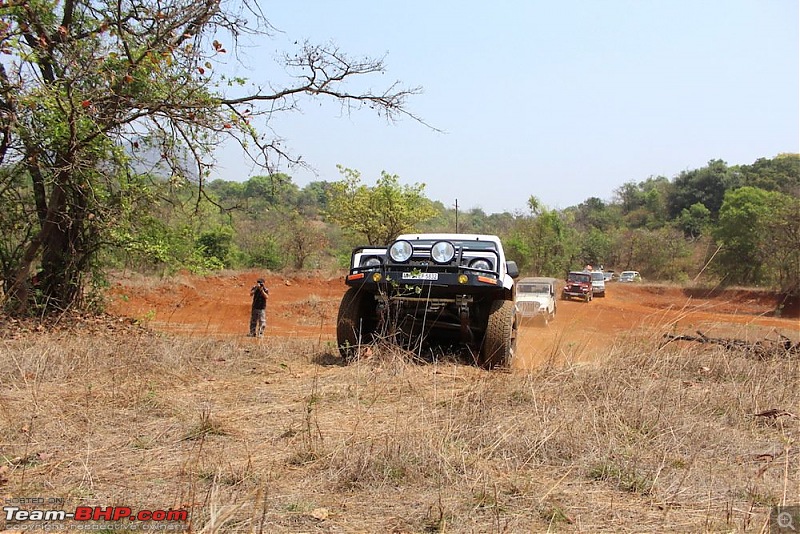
[[252, 285, 268, 310]]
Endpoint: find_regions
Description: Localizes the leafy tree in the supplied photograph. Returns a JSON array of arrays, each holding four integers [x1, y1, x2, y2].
[[297, 181, 333, 216], [614, 175, 671, 229], [732, 153, 800, 195], [242, 174, 300, 209], [325, 166, 436, 245], [763, 194, 800, 294], [578, 228, 612, 268], [196, 227, 234, 266], [667, 159, 731, 219], [714, 186, 799, 287], [205, 179, 246, 204], [677, 202, 712, 239], [572, 197, 615, 232], [0, 0, 420, 313], [0, 169, 37, 286], [508, 196, 576, 277]]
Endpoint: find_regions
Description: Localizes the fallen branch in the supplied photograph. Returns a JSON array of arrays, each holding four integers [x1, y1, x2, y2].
[[660, 330, 800, 359]]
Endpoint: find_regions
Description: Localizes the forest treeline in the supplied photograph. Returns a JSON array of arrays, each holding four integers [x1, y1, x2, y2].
[[2, 153, 798, 314], [89, 154, 798, 293]]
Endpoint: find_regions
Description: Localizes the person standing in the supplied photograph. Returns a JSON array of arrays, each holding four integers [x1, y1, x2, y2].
[[249, 278, 269, 337]]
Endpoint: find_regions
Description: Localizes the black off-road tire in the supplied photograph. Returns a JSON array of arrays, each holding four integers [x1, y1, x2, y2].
[[480, 300, 518, 369], [336, 287, 375, 362]]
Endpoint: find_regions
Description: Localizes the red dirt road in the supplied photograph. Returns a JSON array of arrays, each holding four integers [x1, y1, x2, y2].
[[107, 270, 798, 369]]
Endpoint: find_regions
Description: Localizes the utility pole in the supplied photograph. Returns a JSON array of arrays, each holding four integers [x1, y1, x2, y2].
[[454, 199, 459, 233]]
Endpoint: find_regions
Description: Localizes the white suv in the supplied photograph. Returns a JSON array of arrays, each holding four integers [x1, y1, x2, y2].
[[588, 270, 606, 297], [515, 277, 557, 326]]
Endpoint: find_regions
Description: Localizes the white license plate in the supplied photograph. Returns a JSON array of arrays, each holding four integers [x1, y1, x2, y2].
[[402, 272, 438, 280]]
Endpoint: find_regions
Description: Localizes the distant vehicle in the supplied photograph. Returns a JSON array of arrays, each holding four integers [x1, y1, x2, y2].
[[603, 271, 616, 282], [588, 270, 606, 297], [619, 271, 642, 283], [516, 277, 557, 326], [562, 271, 593, 302]]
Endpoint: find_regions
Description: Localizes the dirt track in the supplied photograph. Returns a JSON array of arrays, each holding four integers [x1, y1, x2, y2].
[[107, 270, 798, 369]]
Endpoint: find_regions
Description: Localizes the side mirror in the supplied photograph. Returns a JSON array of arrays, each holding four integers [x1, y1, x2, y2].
[[506, 261, 519, 279]]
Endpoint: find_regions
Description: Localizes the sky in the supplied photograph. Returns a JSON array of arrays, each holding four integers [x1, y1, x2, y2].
[[209, 1, 799, 215]]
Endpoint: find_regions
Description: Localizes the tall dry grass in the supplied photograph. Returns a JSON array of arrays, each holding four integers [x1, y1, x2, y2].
[[0, 324, 797, 533]]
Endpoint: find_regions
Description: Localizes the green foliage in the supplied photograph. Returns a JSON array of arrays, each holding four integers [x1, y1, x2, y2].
[[572, 197, 617, 232], [0, 169, 37, 294], [732, 153, 800, 195], [612, 228, 691, 281], [677, 202, 712, 239], [714, 187, 799, 288], [667, 159, 731, 219], [615, 176, 671, 229], [507, 197, 577, 277], [579, 228, 613, 268], [241, 234, 285, 270], [196, 227, 235, 266], [325, 166, 437, 245]]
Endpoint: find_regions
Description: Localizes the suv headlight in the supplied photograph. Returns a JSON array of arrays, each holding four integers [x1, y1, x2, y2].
[[430, 241, 455, 264], [360, 256, 382, 269], [389, 240, 413, 262], [469, 258, 492, 272]]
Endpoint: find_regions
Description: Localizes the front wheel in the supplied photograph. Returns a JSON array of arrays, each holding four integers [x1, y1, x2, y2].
[[480, 300, 518, 369], [336, 287, 376, 362]]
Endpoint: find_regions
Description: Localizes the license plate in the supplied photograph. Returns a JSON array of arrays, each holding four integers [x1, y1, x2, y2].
[[402, 272, 438, 280]]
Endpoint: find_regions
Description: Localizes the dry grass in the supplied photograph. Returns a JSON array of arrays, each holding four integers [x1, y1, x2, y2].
[[0, 324, 797, 533]]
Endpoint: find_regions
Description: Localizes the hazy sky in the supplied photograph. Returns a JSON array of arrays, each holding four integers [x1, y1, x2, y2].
[[210, 1, 799, 215]]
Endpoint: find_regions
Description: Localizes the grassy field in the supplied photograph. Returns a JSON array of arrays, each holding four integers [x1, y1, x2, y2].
[[0, 317, 797, 533]]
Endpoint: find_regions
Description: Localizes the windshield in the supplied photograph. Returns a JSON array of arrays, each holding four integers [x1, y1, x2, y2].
[[518, 283, 550, 294], [620, 272, 637, 279], [591, 272, 604, 281], [568, 273, 590, 283]]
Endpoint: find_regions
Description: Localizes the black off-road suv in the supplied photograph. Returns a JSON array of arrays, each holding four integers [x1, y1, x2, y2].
[[337, 233, 519, 368]]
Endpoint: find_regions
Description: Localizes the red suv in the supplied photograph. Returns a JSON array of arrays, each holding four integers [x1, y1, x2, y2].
[[561, 271, 593, 302]]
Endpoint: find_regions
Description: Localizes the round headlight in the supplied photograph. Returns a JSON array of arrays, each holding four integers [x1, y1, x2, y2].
[[389, 240, 413, 262], [361, 256, 382, 269], [430, 241, 455, 263], [469, 258, 492, 272]]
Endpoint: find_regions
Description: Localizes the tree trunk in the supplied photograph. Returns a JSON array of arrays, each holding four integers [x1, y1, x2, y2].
[[6, 177, 86, 314]]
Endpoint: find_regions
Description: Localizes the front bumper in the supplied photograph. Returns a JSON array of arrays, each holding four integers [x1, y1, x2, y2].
[[562, 286, 590, 297], [345, 269, 503, 299]]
